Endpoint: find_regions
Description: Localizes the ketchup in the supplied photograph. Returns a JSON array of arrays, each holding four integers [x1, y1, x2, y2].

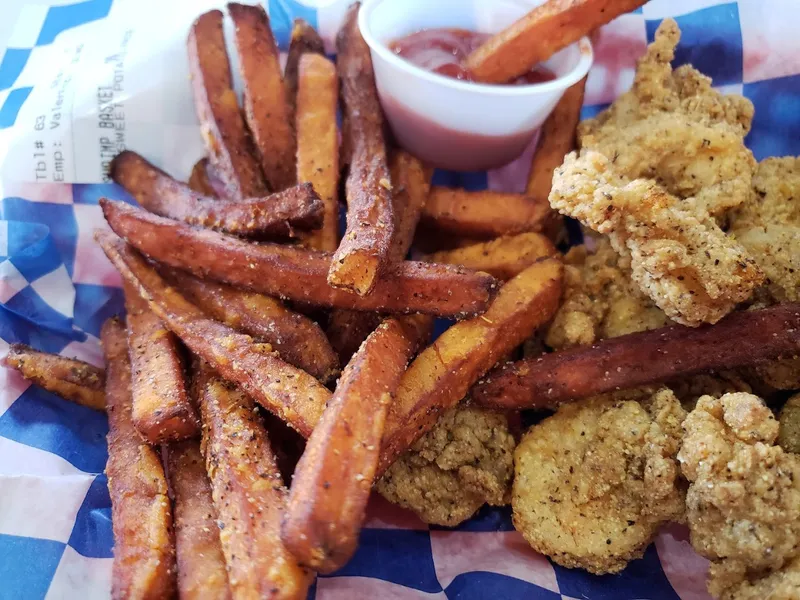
[[389, 28, 556, 85]]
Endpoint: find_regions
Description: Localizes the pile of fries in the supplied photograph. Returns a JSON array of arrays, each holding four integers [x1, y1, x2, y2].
[[5, 1, 800, 599]]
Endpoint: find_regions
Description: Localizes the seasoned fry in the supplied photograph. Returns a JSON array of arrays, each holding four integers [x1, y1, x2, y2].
[[101, 199, 498, 318], [328, 3, 395, 295], [464, 0, 646, 84], [187, 10, 267, 199], [166, 269, 339, 382], [188, 158, 218, 198], [102, 318, 176, 600], [427, 232, 557, 280], [527, 78, 586, 201], [199, 370, 313, 599], [166, 441, 231, 600], [377, 258, 563, 475], [3, 344, 105, 410], [124, 283, 199, 444], [111, 151, 322, 238], [96, 231, 331, 437], [284, 19, 326, 126], [422, 187, 551, 238], [296, 53, 340, 252], [283, 318, 427, 573], [229, 3, 295, 191], [473, 303, 800, 411], [325, 151, 432, 364]]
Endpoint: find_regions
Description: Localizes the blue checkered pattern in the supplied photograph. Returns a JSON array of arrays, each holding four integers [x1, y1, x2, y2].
[[1, 0, 798, 598]]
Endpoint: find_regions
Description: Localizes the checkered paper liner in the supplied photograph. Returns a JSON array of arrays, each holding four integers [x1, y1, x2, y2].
[[1, 0, 799, 598]]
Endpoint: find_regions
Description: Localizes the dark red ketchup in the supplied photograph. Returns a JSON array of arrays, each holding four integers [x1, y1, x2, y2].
[[389, 28, 556, 85]]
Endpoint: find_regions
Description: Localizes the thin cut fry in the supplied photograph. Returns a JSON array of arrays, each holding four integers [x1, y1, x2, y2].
[[101, 199, 498, 318], [464, 0, 647, 84], [229, 3, 295, 191], [422, 187, 551, 238], [527, 78, 586, 201], [377, 258, 563, 475], [472, 303, 800, 411], [3, 344, 105, 410], [111, 151, 322, 238], [102, 318, 176, 600], [328, 3, 395, 295], [527, 77, 586, 239], [283, 317, 428, 573], [124, 283, 199, 444], [284, 19, 325, 127], [166, 441, 231, 600], [166, 269, 339, 383], [296, 53, 340, 252], [188, 158, 218, 198], [198, 370, 313, 599], [187, 10, 267, 199], [96, 231, 331, 437], [326, 151, 432, 364], [427, 232, 558, 280]]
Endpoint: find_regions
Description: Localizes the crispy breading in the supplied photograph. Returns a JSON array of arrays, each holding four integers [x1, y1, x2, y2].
[[102, 319, 176, 600], [550, 150, 763, 326], [678, 393, 800, 600], [3, 344, 105, 410], [377, 406, 515, 527], [579, 20, 755, 213], [166, 441, 231, 600], [779, 394, 800, 454], [512, 388, 686, 574], [546, 239, 669, 349]]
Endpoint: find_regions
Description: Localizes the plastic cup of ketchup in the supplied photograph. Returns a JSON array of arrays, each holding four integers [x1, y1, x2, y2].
[[358, 0, 594, 172]]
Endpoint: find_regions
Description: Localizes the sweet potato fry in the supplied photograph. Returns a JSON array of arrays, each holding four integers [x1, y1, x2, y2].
[[166, 441, 231, 600], [101, 199, 498, 318], [464, 0, 646, 84], [295, 53, 340, 252], [427, 232, 558, 280], [198, 370, 313, 599], [422, 187, 551, 238], [325, 151, 432, 364], [472, 303, 800, 411], [376, 258, 563, 475], [111, 151, 322, 238], [188, 10, 267, 199], [188, 158, 218, 198], [124, 283, 199, 444], [284, 19, 326, 126], [229, 3, 295, 191], [3, 344, 105, 410], [102, 318, 176, 600], [527, 78, 586, 201], [328, 3, 395, 295], [96, 231, 331, 437], [283, 317, 427, 573], [166, 269, 339, 382]]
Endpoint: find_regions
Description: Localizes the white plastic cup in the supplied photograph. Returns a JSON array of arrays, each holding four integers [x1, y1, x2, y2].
[[358, 0, 594, 171]]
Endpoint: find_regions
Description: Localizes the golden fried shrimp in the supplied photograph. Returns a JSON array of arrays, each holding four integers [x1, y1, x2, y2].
[[377, 406, 515, 527], [550, 150, 763, 326], [678, 393, 800, 599], [512, 388, 686, 574]]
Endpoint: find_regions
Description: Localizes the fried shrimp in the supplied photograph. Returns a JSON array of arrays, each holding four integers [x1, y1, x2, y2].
[[512, 388, 686, 574], [579, 19, 755, 216], [377, 406, 515, 527], [678, 393, 800, 599], [550, 150, 763, 326]]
